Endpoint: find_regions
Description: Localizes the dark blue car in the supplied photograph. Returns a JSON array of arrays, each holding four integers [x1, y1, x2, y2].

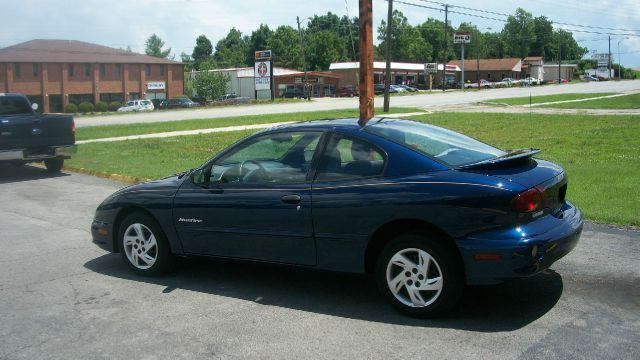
[[91, 118, 582, 317]]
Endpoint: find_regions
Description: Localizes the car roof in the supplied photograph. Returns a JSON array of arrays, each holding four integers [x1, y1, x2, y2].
[[266, 117, 414, 133]]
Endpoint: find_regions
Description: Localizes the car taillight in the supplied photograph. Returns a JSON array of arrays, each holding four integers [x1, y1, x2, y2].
[[71, 120, 76, 136], [511, 187, 543, 212]]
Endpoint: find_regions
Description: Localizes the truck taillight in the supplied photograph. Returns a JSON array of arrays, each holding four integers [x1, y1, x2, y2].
[[71, 120, 76, 136], [511, 187, 543, 212]]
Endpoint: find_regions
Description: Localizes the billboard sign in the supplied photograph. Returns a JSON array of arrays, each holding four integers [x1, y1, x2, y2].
[[453, 32, 471, 44], [592, 53, 610, 67], [254, 61, 271, 90], [255, 50, 272, 60]]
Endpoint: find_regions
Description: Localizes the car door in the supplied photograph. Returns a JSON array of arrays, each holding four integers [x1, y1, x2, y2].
[[310, 132, 389, 272], [173, 130, 324, 265]]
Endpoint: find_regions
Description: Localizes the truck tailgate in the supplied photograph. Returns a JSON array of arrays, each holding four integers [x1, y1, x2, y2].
[[0, 114, 75, 150]]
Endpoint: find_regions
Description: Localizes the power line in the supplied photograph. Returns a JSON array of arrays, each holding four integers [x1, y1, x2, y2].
[[392, 0, 640, 38]]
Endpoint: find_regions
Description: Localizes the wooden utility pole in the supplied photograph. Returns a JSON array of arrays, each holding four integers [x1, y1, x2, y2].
[[383, 0, 393, 113], [358, 0, 374, 126]]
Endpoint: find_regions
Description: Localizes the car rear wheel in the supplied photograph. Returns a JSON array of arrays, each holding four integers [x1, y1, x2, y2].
[[119, 212, 173, 276], [376, 233, 463, 317], [44, 158, 64, 172]]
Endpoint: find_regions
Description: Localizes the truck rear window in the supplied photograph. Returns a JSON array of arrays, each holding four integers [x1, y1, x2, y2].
[[0, 96, 32, 115]]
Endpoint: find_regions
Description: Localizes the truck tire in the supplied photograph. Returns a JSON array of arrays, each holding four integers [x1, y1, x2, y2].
[[44, 158, 64, 172]]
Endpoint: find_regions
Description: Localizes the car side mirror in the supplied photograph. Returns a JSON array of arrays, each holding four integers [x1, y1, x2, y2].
[[190, 168, 209, 186]]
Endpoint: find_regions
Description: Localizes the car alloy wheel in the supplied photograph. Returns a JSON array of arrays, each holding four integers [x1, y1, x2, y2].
[[386, 248, 443, 307], [119, 212, 173, 276], [377, 234, 463, 317], [123, 223, 158, 270]]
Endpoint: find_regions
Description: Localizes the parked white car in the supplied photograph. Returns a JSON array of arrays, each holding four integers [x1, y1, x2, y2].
[[501, 78, 519, 87], [521, 77, 541, 86], [117, 99, 154, 112]]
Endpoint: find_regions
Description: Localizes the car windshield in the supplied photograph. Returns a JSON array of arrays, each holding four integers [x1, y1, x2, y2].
[[365, 119, 506, 167]]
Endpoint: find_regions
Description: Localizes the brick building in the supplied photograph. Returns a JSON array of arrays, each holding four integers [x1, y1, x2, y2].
[[0, 39, 184, 113]]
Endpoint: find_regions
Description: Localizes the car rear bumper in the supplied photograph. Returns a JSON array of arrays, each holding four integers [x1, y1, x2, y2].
[[456, 201, 583, 285], [0, 145, 76, 161]]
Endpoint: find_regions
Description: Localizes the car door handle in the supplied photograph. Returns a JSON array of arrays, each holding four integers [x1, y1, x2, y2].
[[281, 194, 301, 204]]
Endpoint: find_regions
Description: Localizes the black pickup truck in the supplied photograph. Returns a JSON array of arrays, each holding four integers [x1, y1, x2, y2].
[[0, 93, 76, 172]]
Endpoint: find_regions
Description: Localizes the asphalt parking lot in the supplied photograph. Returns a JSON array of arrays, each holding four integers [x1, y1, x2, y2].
[[1, 164, 638, 359]]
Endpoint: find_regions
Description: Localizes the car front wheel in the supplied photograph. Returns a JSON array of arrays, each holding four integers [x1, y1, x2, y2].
[[376, 233, 463, 317], [119, 212, 173, 276], [44, 158, 64, 172]]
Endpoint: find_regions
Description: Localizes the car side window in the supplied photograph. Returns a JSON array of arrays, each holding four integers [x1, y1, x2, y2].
[[209, 131, 323, 185], [315, 134, 385, 181]]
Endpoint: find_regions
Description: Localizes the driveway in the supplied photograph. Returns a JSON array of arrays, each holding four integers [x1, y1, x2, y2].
[[0, 165, 638, 359], [76, 80, 640, 128]]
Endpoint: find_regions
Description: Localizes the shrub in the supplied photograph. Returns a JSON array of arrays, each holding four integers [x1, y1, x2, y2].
[[78, 102, 94, 114], [95, 101, 108, 112], [64, 103, 78, 113], [108, 101, 122, 112]]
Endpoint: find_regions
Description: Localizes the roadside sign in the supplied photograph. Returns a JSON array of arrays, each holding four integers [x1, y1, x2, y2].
[[453, 32, 471, 44], [425, 63, 438, 73], [254, 61, 271, 90], [255, 50, 272, 60], [592, 53, 610, 67]]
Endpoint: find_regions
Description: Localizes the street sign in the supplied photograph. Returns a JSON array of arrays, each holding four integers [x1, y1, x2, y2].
[[592, 53, 610, 67], [254, 61, 271, 90], [425, 63, 438, 73], [453, 32, 471, 44], [255, 50, 272, 60]]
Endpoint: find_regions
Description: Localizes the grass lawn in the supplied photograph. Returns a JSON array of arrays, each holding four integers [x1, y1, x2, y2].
[[67, 112, 640, 227], [541, 93, 640, 109], [484, 93, 615, 106], [76, 107, 422, 141]]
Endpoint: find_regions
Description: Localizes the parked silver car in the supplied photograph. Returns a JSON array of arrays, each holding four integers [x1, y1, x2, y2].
[[117, 99, 154, 112]]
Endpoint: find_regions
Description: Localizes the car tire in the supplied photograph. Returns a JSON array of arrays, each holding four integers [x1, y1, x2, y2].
[[376, 233, 463, 317], [44, 158, 64, 172], [119, 212, 174, 276]]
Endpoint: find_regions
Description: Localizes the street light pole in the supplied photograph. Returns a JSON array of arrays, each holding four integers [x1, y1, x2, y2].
[[617, 38, 627, 81], [296, 16, 310, 101]]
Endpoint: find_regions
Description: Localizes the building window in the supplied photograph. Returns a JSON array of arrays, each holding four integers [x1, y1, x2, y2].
[[14, 63, 21, 78], [160, 65, 165, 76], [487, 73, 491, 79], [100, 64, 106, 77], [115, 64, 121, 79], [85, 64, 91, 77], [145, 64, 151, 76], [33, 64, 39, 77], [69, 64, 74, 77]]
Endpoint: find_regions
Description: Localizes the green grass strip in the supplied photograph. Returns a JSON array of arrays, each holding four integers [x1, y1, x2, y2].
[[484, 93, 615, 106], [76, 107, 423, 141], [541, 93, 640, 109], [68, 112, 640, 227]]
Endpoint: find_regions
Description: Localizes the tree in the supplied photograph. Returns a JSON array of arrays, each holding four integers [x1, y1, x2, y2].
[[307, 30, 345, 70], [192, 62, 231, 100], [213, 28, 249, 68], [378, 10, 432, 63], [267, 25, 302, 69], [417, 18, 454, 63], [145, 34, 172, 58], [247, 24, 273, 64], [531, 16, 554, 58], [192, 35, 213, 70], [502, 8, 535, 58]]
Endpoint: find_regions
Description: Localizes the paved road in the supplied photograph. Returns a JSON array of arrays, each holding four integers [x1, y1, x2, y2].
[[77, 80, 640, 128], [1, 165, 638, 359]]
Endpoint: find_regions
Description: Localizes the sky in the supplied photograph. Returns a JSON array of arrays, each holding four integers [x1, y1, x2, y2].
[[2, 0, 639, 68]]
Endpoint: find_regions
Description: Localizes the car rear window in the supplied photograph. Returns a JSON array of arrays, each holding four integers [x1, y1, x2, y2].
[[365, 119, 506, 167]]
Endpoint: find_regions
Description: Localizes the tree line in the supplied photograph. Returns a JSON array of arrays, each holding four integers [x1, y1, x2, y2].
[[144, 8, 620, 73]]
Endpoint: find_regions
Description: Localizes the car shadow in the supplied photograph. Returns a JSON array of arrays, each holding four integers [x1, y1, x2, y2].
[[0, 163, 70, 184], [84, 253, 563, 332]]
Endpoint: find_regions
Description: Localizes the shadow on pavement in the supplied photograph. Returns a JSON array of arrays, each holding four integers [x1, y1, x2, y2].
[[0, 163, 69, 184], [85, 253, 563, 331]]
